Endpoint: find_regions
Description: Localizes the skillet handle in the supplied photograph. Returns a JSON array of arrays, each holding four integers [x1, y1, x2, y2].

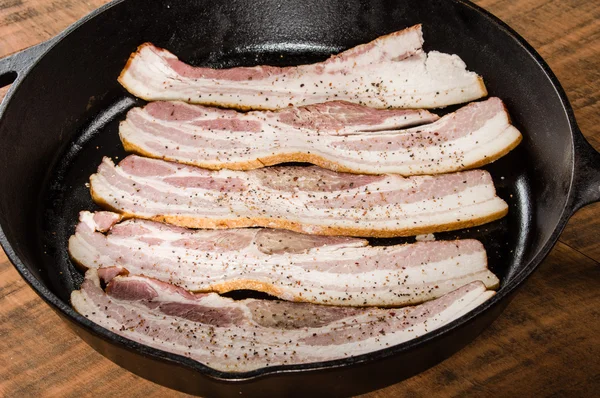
[[571, 127, 600, 213], [0, 39, 56, 88]]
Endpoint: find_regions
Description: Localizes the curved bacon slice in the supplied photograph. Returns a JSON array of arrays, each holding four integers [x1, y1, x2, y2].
[[69, 211, 499, 307], [72, 268, 495, 372], [120, 98, 521, 175], [89, 155, 509, 238], [118, 25, 487, 110]]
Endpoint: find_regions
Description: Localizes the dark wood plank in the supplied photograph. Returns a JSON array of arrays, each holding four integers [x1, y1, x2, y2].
[[474, 0, 600, 262], [364, 242, 600, 397], [0, 0, 599, 396], [2, 241, 598, 397], [561, 205, 600, 263], [0, 252, 190, 397]]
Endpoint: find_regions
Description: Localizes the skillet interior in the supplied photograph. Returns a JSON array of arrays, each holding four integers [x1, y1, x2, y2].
[[0, 0, 576, 394]]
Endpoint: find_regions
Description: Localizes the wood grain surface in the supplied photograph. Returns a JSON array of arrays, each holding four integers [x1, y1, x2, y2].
[[0, 0, 599, 396]]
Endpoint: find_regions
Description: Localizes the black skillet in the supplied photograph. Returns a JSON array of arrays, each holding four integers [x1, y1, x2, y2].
[[0, 0, 599, 396]]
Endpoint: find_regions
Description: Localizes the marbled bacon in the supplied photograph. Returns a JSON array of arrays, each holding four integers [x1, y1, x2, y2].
[[69, 211, 499, 306], [89, 155, 509, 238], [118, 25, 487, 110], [72, 268, 495, 372], [120, 98, 520, 175]]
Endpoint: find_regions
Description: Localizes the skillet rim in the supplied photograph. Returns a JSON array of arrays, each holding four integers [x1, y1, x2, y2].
[[0, 0, 580, 382]]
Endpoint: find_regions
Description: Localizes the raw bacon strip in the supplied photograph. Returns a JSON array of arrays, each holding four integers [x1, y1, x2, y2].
[[71, 268, 495, 372], [89, 155, 509, 238], [118, 25, 487, 110], [69, 211, 499, 307], [120, 98, 521, 175]]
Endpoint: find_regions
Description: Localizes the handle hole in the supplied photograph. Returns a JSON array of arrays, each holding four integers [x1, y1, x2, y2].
[[0, 71, 17, 89]]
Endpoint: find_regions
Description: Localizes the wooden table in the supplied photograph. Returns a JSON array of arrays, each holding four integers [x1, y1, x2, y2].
[[0, 0, 598, 396]]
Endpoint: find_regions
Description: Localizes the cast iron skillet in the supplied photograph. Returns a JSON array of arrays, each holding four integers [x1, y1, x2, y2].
[[0, 0, 599, 396]]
